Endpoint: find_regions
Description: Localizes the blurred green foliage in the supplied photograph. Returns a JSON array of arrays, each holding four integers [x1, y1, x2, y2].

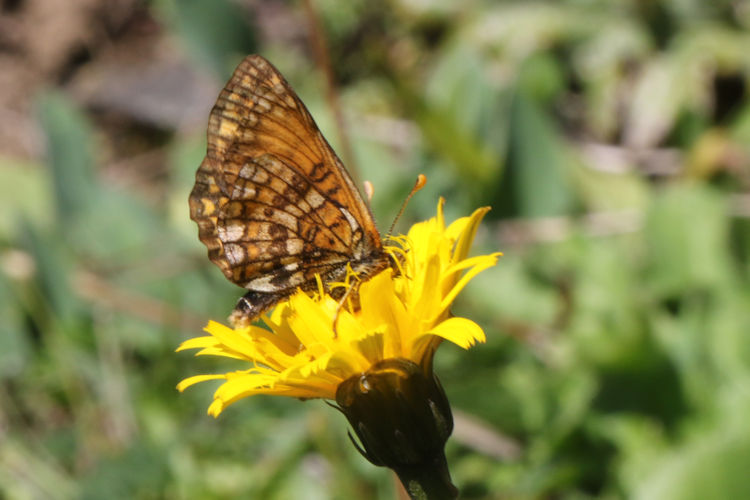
[[4, 0, 750, 498]]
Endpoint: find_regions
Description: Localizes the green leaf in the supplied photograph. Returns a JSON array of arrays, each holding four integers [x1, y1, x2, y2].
[[79, 444, 168, 500], [497, 91, 574, 217], [644, 183, 732, 296], [634, 430, 750, 500], [395, 79, 496, 187], [517, 53, 566, 105], [66, 189, 161, 263], [567, 238, 647, 368], [36, 91, 97, 221], [158, 0, 257, 79], [0, 273, 30, 379], [18, 220, 81, 323], [36, 92, 162, 264], [0, 157, 51, 236]]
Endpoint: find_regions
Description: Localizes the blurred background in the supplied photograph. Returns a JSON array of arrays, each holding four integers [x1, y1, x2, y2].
[[3, 0, 750, 498]]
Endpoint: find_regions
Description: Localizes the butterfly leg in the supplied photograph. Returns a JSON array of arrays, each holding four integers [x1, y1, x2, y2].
[[331, 283, 361, 338]]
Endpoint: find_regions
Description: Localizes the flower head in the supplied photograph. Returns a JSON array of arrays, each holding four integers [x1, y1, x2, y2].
[[179, 199, 500, 498], [177, 199, 500, 415]]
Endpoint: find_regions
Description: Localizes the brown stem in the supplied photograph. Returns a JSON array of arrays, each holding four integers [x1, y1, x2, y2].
[[301, 0, 361, 184]]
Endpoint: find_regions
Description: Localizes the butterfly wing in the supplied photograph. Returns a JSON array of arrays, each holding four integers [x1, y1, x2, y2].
[[189, 55, 387, 318]]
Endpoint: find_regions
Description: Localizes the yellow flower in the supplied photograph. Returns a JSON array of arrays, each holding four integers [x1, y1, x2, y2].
[[177, 199, 501, 417]]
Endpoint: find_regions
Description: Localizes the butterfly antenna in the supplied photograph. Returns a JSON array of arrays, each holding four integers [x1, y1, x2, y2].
[[387, 174, 427, 238]]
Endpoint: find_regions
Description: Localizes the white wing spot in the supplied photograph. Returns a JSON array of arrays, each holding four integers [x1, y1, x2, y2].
[[252, 168, 269, 183], [285, 238, 304, 255], [340, 208, 360, 231], [239, 164, 255, 179], [224, 243, 245, 265], [218, 222, 245, 242], [233, 184, 256, 198], [270, 209, 298, 231], [283, 262, 300, 272], [305, 189, 325, 209], [246, 271, 305, 292], [256, 97, 272, 112]]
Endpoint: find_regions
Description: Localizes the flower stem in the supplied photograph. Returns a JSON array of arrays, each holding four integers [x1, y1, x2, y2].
[[394, 453, 458, 500]]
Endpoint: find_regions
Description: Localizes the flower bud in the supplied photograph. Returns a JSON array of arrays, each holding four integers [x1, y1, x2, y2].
[[335, 358, 457, 499]]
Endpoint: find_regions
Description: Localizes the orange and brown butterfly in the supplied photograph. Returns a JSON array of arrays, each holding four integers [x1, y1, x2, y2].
[[188, 54, 392, 325]]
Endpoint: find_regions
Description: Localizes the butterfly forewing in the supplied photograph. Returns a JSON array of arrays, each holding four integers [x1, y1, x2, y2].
[[189, 55, 389, 322]]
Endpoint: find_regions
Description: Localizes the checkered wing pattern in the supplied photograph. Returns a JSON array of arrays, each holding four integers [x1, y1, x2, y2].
[[189, 55, 389, 322]]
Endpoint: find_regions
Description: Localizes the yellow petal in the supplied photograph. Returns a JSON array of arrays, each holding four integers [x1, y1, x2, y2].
[[205, 321, 266, 359], [176, 374, 227, 392], [176, 336, 218, 352], [424, 317, 486, 349], [439, 253, 502, 314], [450, 206, 491, 262], [287, 292, 336, 348]]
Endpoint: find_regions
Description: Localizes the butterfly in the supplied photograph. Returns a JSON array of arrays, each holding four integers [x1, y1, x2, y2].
[[189, 55, 391, 325]]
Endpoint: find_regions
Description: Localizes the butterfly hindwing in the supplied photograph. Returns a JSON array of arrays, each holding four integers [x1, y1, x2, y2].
[[189, 55, 390, 322]]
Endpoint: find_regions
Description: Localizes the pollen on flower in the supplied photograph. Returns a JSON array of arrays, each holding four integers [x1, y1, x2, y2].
[[177, 199, 501, 416]]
